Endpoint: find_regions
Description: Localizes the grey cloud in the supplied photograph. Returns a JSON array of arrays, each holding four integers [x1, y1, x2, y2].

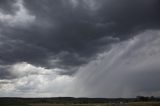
[[0, 0, 36, 27], [126, 68, 160, 95], [0, 62, 73, 97], [0, 0, 160, 75], [0, 66, 14, 80], [96, 0, 160, 39], [69, 31, 160, 97], [0, 0, 17, 14], [0, 0, 160, 95], [0, 64, 26, 80], [0, 35, 50, 67], [0, 29, 160, 97], [0, 62, 54, 80]]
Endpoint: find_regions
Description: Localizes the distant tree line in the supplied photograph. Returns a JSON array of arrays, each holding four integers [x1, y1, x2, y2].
[[136, 96, 160, 102], [0, 96, 160, 104]]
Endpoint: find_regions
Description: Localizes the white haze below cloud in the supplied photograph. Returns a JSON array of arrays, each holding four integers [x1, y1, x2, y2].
[[0, 30, 160, 97], [0, 62, 73, 97]]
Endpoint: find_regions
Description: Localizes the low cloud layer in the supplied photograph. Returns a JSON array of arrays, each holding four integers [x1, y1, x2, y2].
[[0, 0, 160, 97]]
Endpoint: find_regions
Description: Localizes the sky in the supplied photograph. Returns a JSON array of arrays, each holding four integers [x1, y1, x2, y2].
[[0, 0, 160, 98]]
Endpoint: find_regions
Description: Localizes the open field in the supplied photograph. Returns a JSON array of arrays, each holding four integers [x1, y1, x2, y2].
[[126, 102, 160, 106], [29, 102, 160, 106], [1, 97, 160, 106], [30, 104, 108, 106], [1, 102, 160, 106]]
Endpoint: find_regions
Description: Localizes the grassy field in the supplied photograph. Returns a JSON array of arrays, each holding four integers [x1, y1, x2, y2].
[[126, 102, 160, 106], [30, 104, 108, 106], [1, 102, 160, 106], [29, 102, 160, 106], [1, 98, 160, 106]]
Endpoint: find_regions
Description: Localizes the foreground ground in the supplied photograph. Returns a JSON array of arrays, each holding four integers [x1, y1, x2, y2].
[[1, 102, 160, 106], [1, 97, 160, 106], [29, 102, 160, 106]]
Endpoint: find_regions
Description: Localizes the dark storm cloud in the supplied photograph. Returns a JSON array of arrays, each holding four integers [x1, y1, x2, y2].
[[0, 0, 160, 75], [0, 64, 22, 80], [96, 0, 160, 39], [0, 66, 13, 80], [0, 0, 17, 14], [0, 35, 50, 66]]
